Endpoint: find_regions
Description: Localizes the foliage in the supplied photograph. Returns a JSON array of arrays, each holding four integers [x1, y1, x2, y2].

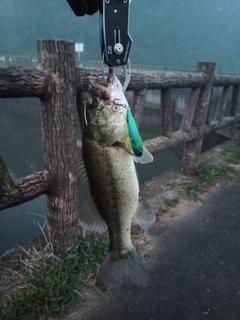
[[0, 236, 109, 320], [224, 143, 240, 164], [159, 142, 240, 213], [185, 164, 234, 200], [160, 197, 180, 213]]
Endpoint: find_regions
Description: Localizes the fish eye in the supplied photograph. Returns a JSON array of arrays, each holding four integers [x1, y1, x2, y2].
[[90, 98, 98, 108]]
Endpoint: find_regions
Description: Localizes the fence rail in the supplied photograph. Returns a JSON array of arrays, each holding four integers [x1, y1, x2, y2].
[[0, 39, 240, 254]]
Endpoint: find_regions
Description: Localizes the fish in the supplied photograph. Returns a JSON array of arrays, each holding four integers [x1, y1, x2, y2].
[[75, 69, 155, 289]]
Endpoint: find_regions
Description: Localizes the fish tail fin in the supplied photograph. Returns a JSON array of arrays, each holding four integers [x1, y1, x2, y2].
[[96, 247, 148, 290]]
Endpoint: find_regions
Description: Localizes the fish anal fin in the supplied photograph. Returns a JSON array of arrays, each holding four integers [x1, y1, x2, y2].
[[79, 195, 107, 234], [132, 195, 156, 229], [72, 158, 89, 187]]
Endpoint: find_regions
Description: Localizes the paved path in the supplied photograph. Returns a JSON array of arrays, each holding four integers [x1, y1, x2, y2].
[[83, 175, 240, 320]]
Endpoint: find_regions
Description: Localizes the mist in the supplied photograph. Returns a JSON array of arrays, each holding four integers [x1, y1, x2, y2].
[[0, 0, 240, 72]]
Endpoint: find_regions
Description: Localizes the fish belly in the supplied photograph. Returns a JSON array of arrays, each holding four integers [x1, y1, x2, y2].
[[83, 138, 139, 254]]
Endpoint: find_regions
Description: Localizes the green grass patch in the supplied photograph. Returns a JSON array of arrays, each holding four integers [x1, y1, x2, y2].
[[161, 161, 237, 213], [224, 144, 240, 164], [184, 164, 234, 200], [160, 197, 180, 213], [0, 236, 109, 320]]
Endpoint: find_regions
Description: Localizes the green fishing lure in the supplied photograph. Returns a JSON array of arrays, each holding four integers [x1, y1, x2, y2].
[[126, 109, 143, 157]]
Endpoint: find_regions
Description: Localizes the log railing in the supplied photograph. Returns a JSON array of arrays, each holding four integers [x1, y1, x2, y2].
[[0, 40, 78, 254], [1, 39, 240, 253]]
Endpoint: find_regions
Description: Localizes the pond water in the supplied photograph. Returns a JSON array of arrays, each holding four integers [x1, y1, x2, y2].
[[0, 94, 227, 255]]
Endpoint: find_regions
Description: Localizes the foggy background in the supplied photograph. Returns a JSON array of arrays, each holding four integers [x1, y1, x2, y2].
[[0, 0, 240, 72]]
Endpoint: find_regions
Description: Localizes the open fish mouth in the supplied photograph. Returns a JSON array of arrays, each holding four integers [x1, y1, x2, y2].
[[89, 69, 115, 100], [89, 79, 110, 100]]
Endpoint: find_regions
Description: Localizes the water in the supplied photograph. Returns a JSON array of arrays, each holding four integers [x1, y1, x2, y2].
[[0, 94, 227, 255], [0, 99, 46, 254]]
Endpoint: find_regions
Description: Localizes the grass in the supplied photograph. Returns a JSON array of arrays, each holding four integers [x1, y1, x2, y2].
[[160, 143, 240, 212], [2, 143, 240, 319], [224, 143, 240, 164], [185, 164, 234, 200], [160, 197, 180, 214], [0, 236, 109, 320]]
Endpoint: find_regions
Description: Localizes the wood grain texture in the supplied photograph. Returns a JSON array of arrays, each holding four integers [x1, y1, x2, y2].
[[38, 39, 78, 254], [132, 88, 147, 126], [214, 74, 240, 87], [181, 87, 201, 131], [0, 66, 52, 98], [0, 168, 49, 211], [230, 86, 240, 144], [144, 128, 198, 154], [214, 86, 232, 120], [181, 62, 216, 175], [76, 68, 208, 91], [161, 88, 173, 137]]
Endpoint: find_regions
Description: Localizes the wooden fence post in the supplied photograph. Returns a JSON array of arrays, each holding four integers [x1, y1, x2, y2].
[[37, 40, 78, 254], [132, 88, 147, 126], [161, 88, 173, 137], [207, 87, 219, 124], [231, 86, 240, 144], [181, 62, 216, 175], [181, 87, 201, 131], [214, 86, 232, 120]]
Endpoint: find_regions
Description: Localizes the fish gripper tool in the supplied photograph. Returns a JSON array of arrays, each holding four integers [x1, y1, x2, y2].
[[100, 0, 132, 91]]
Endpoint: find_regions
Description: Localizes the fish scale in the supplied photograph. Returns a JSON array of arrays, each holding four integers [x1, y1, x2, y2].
[[83, 138, 138, 254], [76, 70, 155, 289]]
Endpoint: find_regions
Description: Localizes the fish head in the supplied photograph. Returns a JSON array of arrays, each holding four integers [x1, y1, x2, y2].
[[84, 70, 129, 145]]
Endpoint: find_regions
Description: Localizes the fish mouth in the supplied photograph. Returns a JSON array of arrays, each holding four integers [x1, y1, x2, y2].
[[89, 69, 114, 100], [89, 79, 110, 100]]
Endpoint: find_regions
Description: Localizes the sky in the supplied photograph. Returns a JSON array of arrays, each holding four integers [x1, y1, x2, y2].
[[0, 0, 240, 72]]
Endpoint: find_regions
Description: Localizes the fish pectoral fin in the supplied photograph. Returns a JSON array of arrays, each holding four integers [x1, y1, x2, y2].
[[134, 146, 153, 164], [72, 158, 89, 187], [119, 142, 134, 155], [112, 139, 134, 156], [79, 195, 107, 234], [132, 195, 156, 229]]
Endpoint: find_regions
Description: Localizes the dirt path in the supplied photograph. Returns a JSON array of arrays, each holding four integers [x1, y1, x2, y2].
[[60, 143, 240, 320]]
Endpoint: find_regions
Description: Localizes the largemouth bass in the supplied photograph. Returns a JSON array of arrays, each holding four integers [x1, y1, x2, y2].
[[76, 70, 155, 289]]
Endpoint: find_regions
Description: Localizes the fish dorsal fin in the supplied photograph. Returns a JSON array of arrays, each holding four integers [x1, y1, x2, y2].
[[127, 109, 143, 157], [134, 146, 153, 164], [79, 195, 107, 234], [132, 195, 156, 229], [72, 158, 89, 187]]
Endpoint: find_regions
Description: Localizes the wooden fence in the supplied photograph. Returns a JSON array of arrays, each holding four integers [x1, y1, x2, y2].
[[0, 40, 240, 254]]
